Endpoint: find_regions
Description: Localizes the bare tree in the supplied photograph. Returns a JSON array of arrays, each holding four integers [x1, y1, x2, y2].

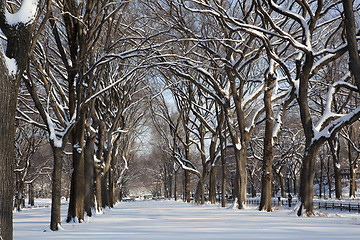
[[0, 0, 38, 239], [13, 124, 45, 211], [341, 123, 360, 198], [252, 0, 359, 216]]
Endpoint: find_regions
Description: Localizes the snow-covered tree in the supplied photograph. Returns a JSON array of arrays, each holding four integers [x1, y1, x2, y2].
[[0, 0, 38, 239]]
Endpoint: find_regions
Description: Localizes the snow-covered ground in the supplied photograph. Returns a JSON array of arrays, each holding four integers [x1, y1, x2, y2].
[[14, 200, 360, 240]]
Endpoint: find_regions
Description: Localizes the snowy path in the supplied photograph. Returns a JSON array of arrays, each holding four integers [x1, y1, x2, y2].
[[14, 200, 360, 239]]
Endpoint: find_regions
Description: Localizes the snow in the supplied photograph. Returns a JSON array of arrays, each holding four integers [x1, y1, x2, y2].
[[335, 162, 341, 169], [269, 0, 311, 52], [0, 31, 18, 75], [14, 200, 360, 240], [4, 53, 17, 75], [235, 142, 241, 151], [5, 0, 38, 26], [45, 112, 63, 148]]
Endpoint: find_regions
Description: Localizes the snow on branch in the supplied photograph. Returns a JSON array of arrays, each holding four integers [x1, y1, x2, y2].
[[5, 0, 38, 26], [314, 75, 358, 132], [313, 106, 360, 142], [116, 156, 129, 185], [268, 0, 312, 50], [174, 151, 201, 177], [341, 131, 360, 154]]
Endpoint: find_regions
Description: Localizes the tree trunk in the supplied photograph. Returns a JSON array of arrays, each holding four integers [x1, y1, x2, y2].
[[184, 135, 191, 203], [293, 177, 297, 196], [94, 121, 105, 212], [348, 139, 357, 198], [327, 156, 332, 199], [0, 57, 17, 240], [251, 183, 256, 198], [221, 167, 226, 207], [333, 163, 342, 199], [342, 0, 360, 90], [297, 142, 322, 216], [174, 170, 178, 201], [50, 145, 63, 231], [320, 157, 323, 198], [226, 122, 248, 209], [220, 126, 226, 208], [194, 178, 202, 203], [108, 167, 114, 207], [28, 183, 34, 206], [238, 147, 248, 208], [349, 164, 356, 198], [195, 161, 208, 204], [279, 174, 286, 198], [94, 163, 102, 212], [194, 176, 206, 204], [14, 172, 23, 211], [169, 173, 173, 200], [329, 139, 342, 199], [185, 170, 191, 203], [342, 0, 360, 198], [84, 131, 95, 217], [209, 165, 217, 204], [67, 112, 86, 222], [109, 141, 119, 206], [0, 1, 33, 237], [101, 168, 109, 208], [259, 71, 276, 211]]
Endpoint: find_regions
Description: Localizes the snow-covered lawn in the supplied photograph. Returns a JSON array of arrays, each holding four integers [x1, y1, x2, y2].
[[14, 200, 360, 239]]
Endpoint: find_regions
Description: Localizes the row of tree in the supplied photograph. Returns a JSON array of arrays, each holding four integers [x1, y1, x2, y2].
[[145, 0, 360, 216], [1, 1, 152, 239], [1, 1, 360, 240]]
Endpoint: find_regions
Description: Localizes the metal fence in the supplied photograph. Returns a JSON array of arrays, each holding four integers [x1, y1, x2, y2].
[[315, 201, 360, 212], [247, 198, 360, 213]]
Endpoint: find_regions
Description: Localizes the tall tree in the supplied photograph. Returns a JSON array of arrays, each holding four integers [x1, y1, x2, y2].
[[0, 0, 38, 239]]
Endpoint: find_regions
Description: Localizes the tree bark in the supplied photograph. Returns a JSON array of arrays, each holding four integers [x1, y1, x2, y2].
[[228, 80, 249, 209], [280, 174, 286, 198], [209, 165, 217, 204], [220, 123, 226, 208], [174, 170, 178, 201], [108, 166, 115, 207], [327, 156, 332, 199], [293, 177, 297, 196], [184, 132, 191, 203], [349, 163, 356, 198], [259, 71, 276, 211], [342, 0, 360, 91], [320, 157, 324, 198], [0, 55, 17, 240], [0, 2, 33, 237], [194, 176, 205, 204], [185, 170, 191, 203], [347, 134, 358, 198], [50, 145, 63, 231], [101, 159, 110, 208], [296, 52, 323, 216], [227, 122, 248, 209], [14, 172, 23, 211], [329, 139, 342, 199], [297, 142, 322, 216], [28, 183, 35, 206], [94, 121, 105, 211], [342, 1, 360, 199], [94, 163, 102, 212], [67, 111, 86, 222], [84, 128, 95, 217], [237, 147, 248, 208]]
